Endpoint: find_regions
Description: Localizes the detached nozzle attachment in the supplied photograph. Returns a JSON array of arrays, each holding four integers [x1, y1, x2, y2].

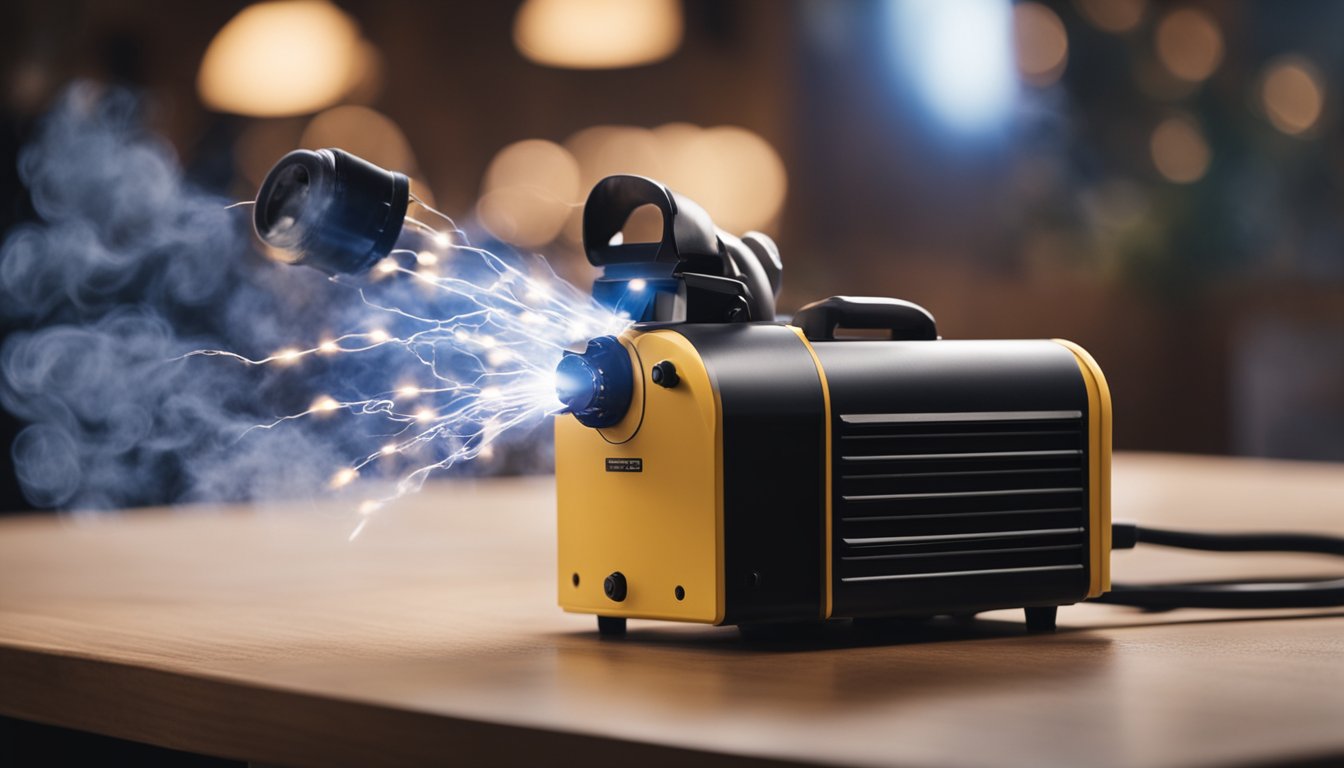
[[254, 148, 410, 275], [555, 336, 634, 429]]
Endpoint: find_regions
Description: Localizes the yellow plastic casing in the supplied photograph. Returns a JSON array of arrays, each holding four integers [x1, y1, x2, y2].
[[1053, 339, 1113, 597], [556, 329, 725, 623]]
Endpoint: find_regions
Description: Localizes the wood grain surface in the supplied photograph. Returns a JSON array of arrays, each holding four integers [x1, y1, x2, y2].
[[0, 452, 1341, 767]]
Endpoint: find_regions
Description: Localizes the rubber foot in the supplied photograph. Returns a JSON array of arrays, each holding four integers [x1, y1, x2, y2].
[[597, 616, 627, 636], [1024, 606, 1058, 632]]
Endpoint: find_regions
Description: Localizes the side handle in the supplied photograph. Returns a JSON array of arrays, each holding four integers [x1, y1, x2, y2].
[[793, 296, 937, 341]]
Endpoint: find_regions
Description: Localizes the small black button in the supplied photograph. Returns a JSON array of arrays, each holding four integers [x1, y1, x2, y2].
[[651, 360, 679, 388], [604, 571, 628, 602]]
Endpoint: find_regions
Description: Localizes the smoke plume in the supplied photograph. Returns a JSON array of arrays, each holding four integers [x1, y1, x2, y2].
[[0, 83, 561, 511]]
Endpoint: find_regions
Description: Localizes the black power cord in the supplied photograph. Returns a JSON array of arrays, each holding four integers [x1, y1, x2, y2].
[[1095, 522, 1344, 610]]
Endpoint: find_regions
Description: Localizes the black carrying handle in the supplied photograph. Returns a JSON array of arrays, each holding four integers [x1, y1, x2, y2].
[[582, 175, 723, 275], [793, 296, 938, 341]]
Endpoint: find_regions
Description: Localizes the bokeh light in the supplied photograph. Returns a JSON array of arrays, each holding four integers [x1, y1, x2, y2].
[[478, 139, 581, 247], [1155, 8, 1223, 83], [513, 0, 683, 70], [1074, 0, 1146, 34], [1150, 115, 1210, 183], [299, 105, 416, 173], [565, 125, 666, 191], [886, 0, 1017, 133], [554, 123, 787, 241], [197, 1, 365, 117], [656, 126, 788, 234], [1261, 57, 1325, 136], [1014, 3, 1069, 87]]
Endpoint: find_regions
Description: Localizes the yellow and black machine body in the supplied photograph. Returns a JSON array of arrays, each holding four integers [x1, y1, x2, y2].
[[556, 176, 1112, 635]]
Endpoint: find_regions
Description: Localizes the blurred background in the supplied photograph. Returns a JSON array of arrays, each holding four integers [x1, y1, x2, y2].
[[0, 0, 1340, 513]]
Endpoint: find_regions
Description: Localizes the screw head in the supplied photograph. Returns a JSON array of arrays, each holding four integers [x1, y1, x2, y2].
[[603, 571, 628, 602]]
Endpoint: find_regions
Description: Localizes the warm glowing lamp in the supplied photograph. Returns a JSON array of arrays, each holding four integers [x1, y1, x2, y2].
[[513, 0, 683, 69], [198, 1, 364, 117]]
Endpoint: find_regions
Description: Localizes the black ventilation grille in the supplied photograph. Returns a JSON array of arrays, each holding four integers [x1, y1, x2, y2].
[[833, 411, 1088, 588]]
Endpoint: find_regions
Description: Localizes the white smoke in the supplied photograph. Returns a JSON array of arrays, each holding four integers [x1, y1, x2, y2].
[[0, 84, 394, 509]]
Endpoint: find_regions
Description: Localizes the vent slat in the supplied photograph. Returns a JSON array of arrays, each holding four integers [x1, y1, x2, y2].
[[843, 487, 1082, 502], [841, 429, 1077, 441], [842, 526, 1083, 546], [842, 467, 1076, 479], [842, 449, 1081, 462], [842, 543, 1080, 562], [841, 506, 1081, 523], [841, 564, 1083, 583]]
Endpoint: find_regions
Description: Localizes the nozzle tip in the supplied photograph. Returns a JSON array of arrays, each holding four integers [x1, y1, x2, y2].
[[254, 148, 409, 275]]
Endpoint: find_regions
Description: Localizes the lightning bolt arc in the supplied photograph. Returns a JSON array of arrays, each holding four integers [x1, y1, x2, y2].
[[188, 149, 633, 538]]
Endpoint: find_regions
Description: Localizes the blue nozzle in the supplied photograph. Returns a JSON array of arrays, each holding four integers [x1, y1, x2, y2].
[[556, 336, 633, 428]]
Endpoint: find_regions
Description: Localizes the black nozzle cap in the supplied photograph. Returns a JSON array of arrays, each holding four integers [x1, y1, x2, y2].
[[254, 148, 410, 275]]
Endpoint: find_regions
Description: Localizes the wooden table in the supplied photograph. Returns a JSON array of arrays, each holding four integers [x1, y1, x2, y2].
[[0, 452, 1341, 767]]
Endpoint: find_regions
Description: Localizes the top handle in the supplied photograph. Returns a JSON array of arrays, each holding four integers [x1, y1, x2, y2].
[[582, 175, 723, 276], [793, 296, 938, 341]]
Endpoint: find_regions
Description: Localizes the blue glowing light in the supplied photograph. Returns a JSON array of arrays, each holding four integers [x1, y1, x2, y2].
[[886, 0, 1017, 134]]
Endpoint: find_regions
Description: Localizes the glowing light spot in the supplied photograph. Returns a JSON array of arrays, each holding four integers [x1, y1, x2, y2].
[[330, 467, 358, 489], [1156, 8, 1223, 83], [1150, 116, 1210, 183], [301, 105, 415, 173], [1013, 3, 1068, 87], [357, 499, 382, 515], [453, 329, 470, 343], [628, 278, 648, 292], [197, 1, 365, 117], [375, 258, 399, 275], [480, 335, 497, 348], [479, 139, 581, 247], [568, 320, 590, 338], [564, 125, 664, 200], [1262, 57, 1323, 136], [433, 231, 451, 249], [526, 285, 550, 301], [480, 386, 502, 400], [478, 445, 496, 460], [381, 443, 399, 456], [886, 0, 1016, 134], [521, 311, 545, 324], [415, 408, 437, 422], [416, 251, 439, 266], [513, 0, 683, 70], [368, 329, 390, 343], [398, 385, 420, 398], [318, 339, 339, 354], [311, 395, 340, 413], [487, 349, 513, 367], [1076, 0, 1145, 33], [273, 347, 302, 364], [651, 125, 787, 234]]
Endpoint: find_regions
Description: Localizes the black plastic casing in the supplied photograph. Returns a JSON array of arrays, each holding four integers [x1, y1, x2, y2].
[[254, 148, 410, 275], [671, 323, 1095, 624]]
